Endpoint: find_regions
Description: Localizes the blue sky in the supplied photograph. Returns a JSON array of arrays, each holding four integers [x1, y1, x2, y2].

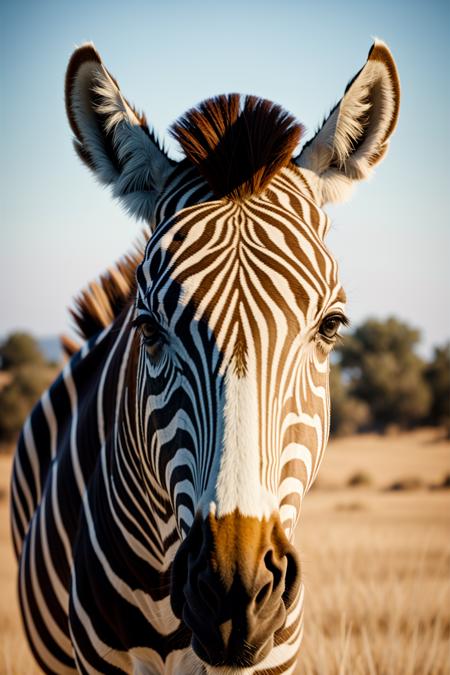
[[1, 0, 449, 355]]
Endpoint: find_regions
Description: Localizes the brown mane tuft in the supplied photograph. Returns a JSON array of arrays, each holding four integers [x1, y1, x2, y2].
[[170, 94, 303, 201], [69, 234, 147, 341]]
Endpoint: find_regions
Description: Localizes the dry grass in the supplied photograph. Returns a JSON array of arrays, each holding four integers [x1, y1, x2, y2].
[[0, 429, 449, 674], [295, 491, 449, 674], [294, 428, 450, 675], [0, 454, 40, 674], [315, 428, 450, 490]]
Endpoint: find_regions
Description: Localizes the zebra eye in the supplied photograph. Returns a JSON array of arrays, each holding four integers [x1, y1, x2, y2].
[[141, 323, 164, 360], [132, 316, 165, 360], [141, 322, 158, 341], [319, 314, 347, 340]]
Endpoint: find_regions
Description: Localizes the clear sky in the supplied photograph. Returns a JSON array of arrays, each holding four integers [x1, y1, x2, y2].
[[1, 0, 449, 355]]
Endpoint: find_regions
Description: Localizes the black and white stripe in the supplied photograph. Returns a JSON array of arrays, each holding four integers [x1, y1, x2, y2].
[[11, 39, 400, 674]]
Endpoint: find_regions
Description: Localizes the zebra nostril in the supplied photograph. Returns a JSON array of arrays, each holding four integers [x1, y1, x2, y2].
[[282, 550, 301, 609], [261, 544, 301, 611], [263, 549, 284, 590], [254, 580, 272, 609]]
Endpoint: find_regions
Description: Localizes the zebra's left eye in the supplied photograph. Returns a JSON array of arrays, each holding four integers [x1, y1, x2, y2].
[[318, 314, 348, 340], [132, 316, 165, 361]]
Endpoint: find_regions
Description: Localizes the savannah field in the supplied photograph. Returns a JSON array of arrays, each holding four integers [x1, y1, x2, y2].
[[0, 429, 449, 675]]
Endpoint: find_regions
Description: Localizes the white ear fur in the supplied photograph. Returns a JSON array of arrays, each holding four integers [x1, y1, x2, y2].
[[295, 40, 400, 206], [65, 44, 175, 223]]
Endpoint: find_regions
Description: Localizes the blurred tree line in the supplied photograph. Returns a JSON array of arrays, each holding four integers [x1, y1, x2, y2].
[[0, 333, 59, 442], [0, 320, 449, 443], [331, 318, 449, 437]]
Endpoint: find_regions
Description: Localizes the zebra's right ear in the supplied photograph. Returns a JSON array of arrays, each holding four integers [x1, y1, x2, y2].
[[65, 44, 175, 224], [294, 40, 400, 206]]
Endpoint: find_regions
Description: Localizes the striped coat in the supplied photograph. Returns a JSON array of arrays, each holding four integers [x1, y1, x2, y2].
[[11, 40, 399, 674]]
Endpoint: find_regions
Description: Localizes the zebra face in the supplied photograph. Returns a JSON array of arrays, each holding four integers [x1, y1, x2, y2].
[[64, 40, 399, 671], [133, 168, 346, 666]]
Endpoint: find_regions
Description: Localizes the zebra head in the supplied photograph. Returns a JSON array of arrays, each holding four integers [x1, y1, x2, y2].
[[66, 43, 399, 670]]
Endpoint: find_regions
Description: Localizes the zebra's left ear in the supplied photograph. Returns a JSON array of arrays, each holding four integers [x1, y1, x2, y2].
[[294, 40, 400, 205], [65, 44, 175, 224]]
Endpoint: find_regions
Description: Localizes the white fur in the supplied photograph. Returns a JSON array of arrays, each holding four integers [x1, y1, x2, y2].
[[70, 60, 120, 185], [295, 39, 399, 205], [214, 365, 277, 519], [69, 45, 173, 223]]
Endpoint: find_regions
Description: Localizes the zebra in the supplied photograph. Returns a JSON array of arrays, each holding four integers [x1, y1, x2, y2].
[[11, 40, 399, 674]]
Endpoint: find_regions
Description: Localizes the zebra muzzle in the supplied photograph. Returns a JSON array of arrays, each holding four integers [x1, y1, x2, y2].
[[170, 510, 300, 667]]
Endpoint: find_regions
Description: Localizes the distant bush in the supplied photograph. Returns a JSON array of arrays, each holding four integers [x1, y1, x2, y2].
[[347, 471, 373, 487], [440, 474, 450, 489], [336, 318, 431, 432], [424, 343, 450, 436], [0, 333, 58, 442], [330, 363, 371, 436], [429, 474, 450, 491], [0, 383, 32, 439], [13, 364, 56, 401], [0, 332, 45, 370], [386, 477, 424, 491]]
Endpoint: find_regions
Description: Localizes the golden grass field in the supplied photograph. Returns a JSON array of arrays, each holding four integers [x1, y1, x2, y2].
[[0, 428, 449, 674]]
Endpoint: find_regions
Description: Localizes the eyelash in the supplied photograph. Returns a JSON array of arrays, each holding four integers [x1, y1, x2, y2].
[[317, 314, 349, 343]]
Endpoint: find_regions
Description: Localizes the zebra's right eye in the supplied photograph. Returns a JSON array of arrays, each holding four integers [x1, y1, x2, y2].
[[141, 322, 158, 341], [132, 316, 165, 361], [141, 322, 164, 361]]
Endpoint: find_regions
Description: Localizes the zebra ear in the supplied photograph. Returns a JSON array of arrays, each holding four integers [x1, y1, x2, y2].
[[294, 40, 400, 206], [65, 44, 175, 224]]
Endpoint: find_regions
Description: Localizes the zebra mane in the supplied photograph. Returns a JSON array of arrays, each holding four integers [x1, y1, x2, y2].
[[170, 94, 303, 201], [68, 234, 147, 342]]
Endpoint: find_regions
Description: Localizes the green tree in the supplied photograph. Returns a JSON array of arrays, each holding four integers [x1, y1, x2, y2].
[[329, 362, 371, 436], [425, 343, 450, 434], [336, 318, 431, 430], [0, 332, 45, 370], [0, 365, 57, 441], [0, 382, 32, 439], [0, 333, 58, 442]]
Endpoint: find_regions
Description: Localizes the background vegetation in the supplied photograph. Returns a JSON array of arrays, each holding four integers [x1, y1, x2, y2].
[[330, 318, 449, 437], [0, 333, 59, 443], [0, 317, 449, 444]]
